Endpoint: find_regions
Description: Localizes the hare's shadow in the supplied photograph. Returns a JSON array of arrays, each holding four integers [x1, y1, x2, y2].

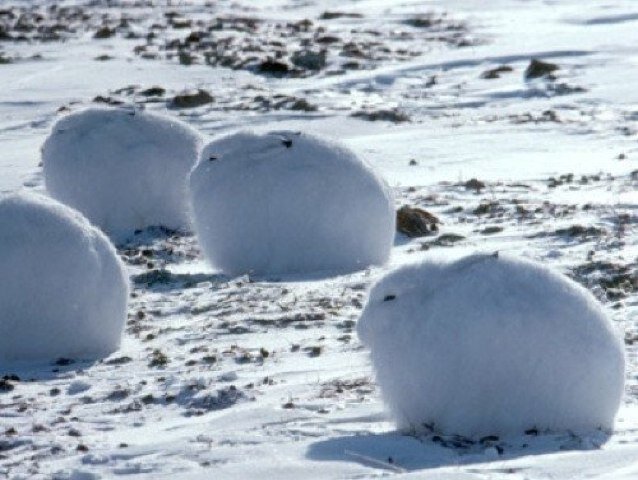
[[306, 428, 610, 473]]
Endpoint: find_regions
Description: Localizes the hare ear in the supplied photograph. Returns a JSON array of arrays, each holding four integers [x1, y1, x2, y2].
[[383, 294, 396, 302]]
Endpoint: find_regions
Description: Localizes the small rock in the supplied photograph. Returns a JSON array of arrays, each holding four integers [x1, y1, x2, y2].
[[258, 59, 290, 76], [93, 95, 124, 106], [464, 178, 485, 192], [0, 379, 14, 393], [397, 205, 440, 237], [524, 58, 559, 80], [403, 15, 443, 28], [320, 11, 363, 20], [555, 225, 605, 238], [291, 50, 327, 71], [352, 109, 410, 123], [149, 349, 169, 368], [94, 26, 114, 39], [289, 98, 318, 112], [307, 346, 322, 357], [480, 65, 513, 79], [480, 226, 504, 235], [169, 89, 214, 109], [139, 86, 166, 97]]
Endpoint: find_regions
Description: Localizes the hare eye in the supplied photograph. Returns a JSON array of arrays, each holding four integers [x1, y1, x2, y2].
[[383, 295, 396, 302]]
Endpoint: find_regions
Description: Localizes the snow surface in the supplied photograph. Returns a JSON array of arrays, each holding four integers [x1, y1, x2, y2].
[[357, 253, 626, 437], [0, 192, 128, 362], [42, 107, 202, 241], [189, 130, 395, 276], [1, 0, 638, 478]]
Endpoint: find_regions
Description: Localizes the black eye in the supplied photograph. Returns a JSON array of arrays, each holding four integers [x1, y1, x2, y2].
[[281, 139, 293, 148], [383, 295, 396, 302], [209, 155, 218, 162]]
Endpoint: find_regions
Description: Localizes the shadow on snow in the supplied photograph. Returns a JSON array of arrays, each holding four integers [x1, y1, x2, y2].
[[306, 428, 611, 473]]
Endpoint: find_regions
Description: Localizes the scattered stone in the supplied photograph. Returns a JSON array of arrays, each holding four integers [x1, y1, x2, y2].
[[178, 51, 194, 66], [307, 346, 323, 357], [104, 356, 132, 366], [169, 89, 214, 109], [149, 349, 169, 368], [480, 65, 513, 79], [548, 173, 575, 188], [288, 98, 318, 112], [94, 26, 114, 39], [403, 13, 465, 30], [0, 379, 14, 393], [480, 226, 504, 235], [320, 11, 363, 20], [258, 59, 290, 76], [106, 388, 130, 401], [510, 110, 560, 124], [464, 178, 486, 192], [555, 225, 605, 239], [548, 83, 586, 95], [139, 86, 166, 97], [397, 206, 440, 237], [473, 201, 501, 216], [93, 95, 124, 106], [524, 58, 559, 80], [291, 50, 327, 71], [352, 109, 410, 123], [421, 233, 466, 249]]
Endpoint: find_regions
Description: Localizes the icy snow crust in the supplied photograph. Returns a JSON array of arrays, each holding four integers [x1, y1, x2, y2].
[[43, 107, 202, 241], [358, 253, 626, 437], [0, 193, 128, 362], [189, 131, 395, 276]]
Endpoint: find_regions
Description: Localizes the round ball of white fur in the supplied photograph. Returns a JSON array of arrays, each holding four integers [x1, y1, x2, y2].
[[0, 193, 129, 362], [189, 131, 395, 276], [43, 107, 202, 241], [357, 253, 625, 437]]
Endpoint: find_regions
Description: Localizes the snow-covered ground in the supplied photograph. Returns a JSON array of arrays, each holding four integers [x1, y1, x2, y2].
[[1, 0, 638, 478]]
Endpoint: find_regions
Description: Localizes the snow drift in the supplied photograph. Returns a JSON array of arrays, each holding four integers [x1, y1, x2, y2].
[[189, 130, 395, 276], [357, 253, 625, 437], [42, 107, 202, 241], [0, 193, 129, 361]]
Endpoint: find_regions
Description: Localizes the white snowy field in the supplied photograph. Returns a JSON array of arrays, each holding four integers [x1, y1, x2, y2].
[[1, 0, 638, 478]]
